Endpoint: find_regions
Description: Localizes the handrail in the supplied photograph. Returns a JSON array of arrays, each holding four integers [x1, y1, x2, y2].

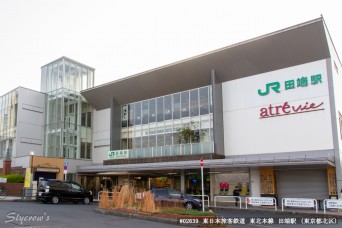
[[214, 195, 242, 209]]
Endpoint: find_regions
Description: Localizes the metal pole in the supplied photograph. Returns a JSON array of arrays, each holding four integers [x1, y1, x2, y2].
[[201, 165, 205, 212]]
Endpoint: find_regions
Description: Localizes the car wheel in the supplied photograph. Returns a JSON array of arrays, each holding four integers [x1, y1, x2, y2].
[[83, 197, 90, 205], [185, 202, 194, 210], [51, 196, 59, 204]]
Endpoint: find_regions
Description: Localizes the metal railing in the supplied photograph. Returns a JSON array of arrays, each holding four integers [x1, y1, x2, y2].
[[22, 188, 37, 200], [214, 195, 242, 209], [127, 142, 214, 159], [323, 199, 342, 213], [189, 194, 210, 207], [245, 197, 277, 211], [281, 198, 318, 213]]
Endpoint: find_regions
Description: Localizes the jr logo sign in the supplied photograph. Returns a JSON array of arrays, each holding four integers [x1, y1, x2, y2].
[[258, 82, 280, 96], [257, 74, 322, 96]]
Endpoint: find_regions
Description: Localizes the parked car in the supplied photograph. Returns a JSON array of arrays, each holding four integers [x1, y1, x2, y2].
[[36, 179, 93, 204], [149, 188, 202, 210]]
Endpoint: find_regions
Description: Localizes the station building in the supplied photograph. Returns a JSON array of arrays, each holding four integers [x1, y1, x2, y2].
[[0, 57, 94, 183], [78, 17, 342, 203], [0, 17, 341, 203]]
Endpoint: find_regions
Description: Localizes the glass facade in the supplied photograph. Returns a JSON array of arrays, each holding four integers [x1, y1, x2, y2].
[[0, 90, 17, 158], [41, 58, 94, 93], [120, 86, 214, 158], [43, 58, 94, 159]]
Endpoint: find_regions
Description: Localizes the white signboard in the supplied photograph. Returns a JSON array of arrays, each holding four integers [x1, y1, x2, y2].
[[108, 150, 129, 159], [326, 200, 342, 209], [247, 197, 274, 206], [0, 178, 7, 183], [284, 198, 315, 208]]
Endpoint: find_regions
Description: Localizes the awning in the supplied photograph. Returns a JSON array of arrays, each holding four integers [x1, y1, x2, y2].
[[77, 150, 335, 174], [34, 167, 60, 173]]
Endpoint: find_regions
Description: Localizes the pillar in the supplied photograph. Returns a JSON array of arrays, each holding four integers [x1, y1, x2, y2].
[[250, 168, 261, 197]]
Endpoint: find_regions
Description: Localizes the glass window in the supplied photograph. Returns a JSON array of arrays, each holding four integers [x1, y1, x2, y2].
[[88, 70, 94, 88], [128, 104, 134, 126], [81, 113, 86, 126], [157, 97, 164, 122], [142, 101, 148, 124], [173, 93, 180, 119], [52, 63, 58, 91], [80, 142, 85, 158], [128, 138, 132, 149], [133, 137, 141, 148], [121, 105, 128, 127], [165, 133, 172, 146], [149, 99, 156, 123], [199, 87, 209, 115], [149, 135, 156, 147], [209, 86, 213, 113], [82, 68, 87, 90], [164, 95, 172, 120], [190, 89, 199, 116], [157, 134, 164, 146], [87, 112, 91, 127], [181, 91, 189, 118], [134, 102, 141, 125], [121, 138, 128, 149], [86, 142, 92, 159], [64, 61, 70, 90], [142, 136, 148, 148], [58, 61, 63, 89]]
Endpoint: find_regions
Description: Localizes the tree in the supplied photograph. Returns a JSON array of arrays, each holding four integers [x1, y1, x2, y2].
[[174, 121, 204, 144]]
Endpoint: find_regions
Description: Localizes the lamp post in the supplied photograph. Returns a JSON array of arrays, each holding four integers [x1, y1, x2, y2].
[[200, 158, 204, 212]]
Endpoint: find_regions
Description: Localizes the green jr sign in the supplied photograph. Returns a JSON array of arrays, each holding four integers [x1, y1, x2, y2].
[[258, 74, 322, 96], [108, 150, 129, 159]]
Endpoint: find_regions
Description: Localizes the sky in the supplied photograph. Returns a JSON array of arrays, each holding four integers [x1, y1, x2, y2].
[[1, 0, 342, 95]]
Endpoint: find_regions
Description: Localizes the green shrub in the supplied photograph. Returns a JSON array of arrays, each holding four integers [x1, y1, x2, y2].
[[0, 174, 25, 183]]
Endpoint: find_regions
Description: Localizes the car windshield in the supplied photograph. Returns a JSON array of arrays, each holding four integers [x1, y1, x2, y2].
[[71, 183, 82, 190], [38, 180, 48, 189]]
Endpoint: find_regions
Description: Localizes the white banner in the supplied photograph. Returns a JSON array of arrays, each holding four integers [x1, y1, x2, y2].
[[247, 197, 274, 206], [284, 198, 315, 208], [326, 200, 342, 209]]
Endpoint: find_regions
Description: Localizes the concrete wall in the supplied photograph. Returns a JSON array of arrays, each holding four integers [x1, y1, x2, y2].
[[15, 88, 46, 157], [93, 108, 110, 164], [222, 60, 333, 156]]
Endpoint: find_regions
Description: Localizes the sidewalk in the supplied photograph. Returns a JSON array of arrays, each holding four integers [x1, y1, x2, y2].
[[2, 196, 342, 219]]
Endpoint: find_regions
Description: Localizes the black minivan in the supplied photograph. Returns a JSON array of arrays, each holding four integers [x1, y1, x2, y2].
[[36, 179, 93, 204]]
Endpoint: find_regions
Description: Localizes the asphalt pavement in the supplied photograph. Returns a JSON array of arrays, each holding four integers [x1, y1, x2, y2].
[[1, 196, 342, 227]]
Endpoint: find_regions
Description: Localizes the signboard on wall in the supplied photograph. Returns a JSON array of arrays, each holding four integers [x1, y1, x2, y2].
[[108, 150, 129, 159], [24, 168, 31, 188], [222, 60, 333, 155]]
